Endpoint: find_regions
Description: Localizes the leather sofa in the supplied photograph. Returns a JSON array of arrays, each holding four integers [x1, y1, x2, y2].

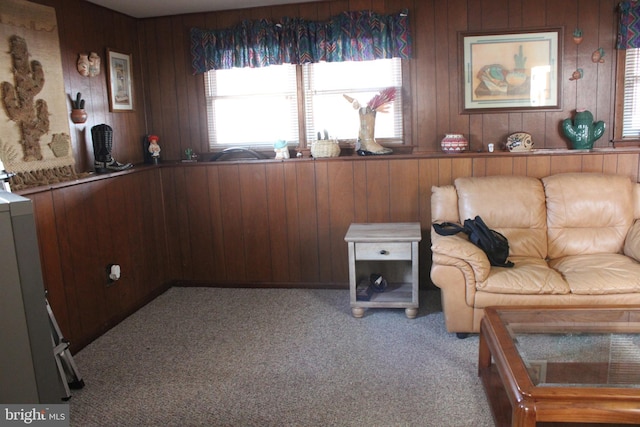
[[430, 173, 640, 334]]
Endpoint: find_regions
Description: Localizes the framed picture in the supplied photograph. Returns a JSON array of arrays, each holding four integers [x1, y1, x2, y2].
[[106, 49, 134, 111], [460, 28, 562, 113]]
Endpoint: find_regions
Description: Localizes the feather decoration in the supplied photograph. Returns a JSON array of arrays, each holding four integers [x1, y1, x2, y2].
[[367, 87, 397, 112]]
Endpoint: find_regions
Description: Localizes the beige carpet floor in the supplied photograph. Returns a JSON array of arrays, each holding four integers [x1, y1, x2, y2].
[[68, 287, 493, 426]]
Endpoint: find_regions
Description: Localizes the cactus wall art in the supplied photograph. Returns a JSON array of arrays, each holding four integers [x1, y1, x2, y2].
[[1, 35, 49, 162], [0, 0, 78, 190]]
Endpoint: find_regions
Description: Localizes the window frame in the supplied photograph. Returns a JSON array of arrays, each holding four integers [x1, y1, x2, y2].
[[614, 48, 640, 143], [301, 58, 405, 147], [204, 64, 300, 150], [203, 59, 409, 153]]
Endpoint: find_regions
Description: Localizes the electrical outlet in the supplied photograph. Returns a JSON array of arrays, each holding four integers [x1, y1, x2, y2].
[[106, 264, 120, 285]]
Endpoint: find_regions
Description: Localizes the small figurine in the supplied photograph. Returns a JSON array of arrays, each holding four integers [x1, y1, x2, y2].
[[148, 135, 161, 163], [88, 52, 101, 76], [77, 54, 90, 76], [274, 140, 289, 159], [77, 52, 101, 77]]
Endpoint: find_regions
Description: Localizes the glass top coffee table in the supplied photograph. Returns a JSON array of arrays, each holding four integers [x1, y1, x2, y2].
[[479, 306, 640, 426]]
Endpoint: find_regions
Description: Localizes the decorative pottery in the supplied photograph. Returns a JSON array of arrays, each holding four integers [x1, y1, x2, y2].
[[591, 48, 605, 63], [441, 134, 468, 153], [569, 69, 583, 81], [506, 132, 533, 152], [70, 109, 87, 124], [572, 28, 583, 44], [562, 109, 605, 150]]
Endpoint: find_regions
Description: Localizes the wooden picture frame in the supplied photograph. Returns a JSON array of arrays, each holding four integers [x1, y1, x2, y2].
[[106, 48, 134, 111], [460, 27, 562, 113]]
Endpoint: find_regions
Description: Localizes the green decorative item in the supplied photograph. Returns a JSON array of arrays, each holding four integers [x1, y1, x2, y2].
[[562, 109, 605, 150]]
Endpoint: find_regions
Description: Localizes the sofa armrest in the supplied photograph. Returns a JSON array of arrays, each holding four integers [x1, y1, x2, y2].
[[430, 231, 492, 282], [624, 219, 640, 262]]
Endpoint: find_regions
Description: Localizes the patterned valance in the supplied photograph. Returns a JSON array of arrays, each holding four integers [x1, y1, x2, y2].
[[618, 1, 640, 49], [190, 10, 412, 73]]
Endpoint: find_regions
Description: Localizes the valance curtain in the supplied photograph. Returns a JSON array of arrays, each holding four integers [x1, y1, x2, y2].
[[190, 10, 412, 74], [617, 1, 640, 49]]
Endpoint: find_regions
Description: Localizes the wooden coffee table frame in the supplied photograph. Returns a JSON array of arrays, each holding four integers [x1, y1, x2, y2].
[[479, 306, 640, 427]]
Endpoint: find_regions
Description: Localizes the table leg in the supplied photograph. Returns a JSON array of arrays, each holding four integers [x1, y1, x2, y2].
[[351, 307, 365, 318], [512, 400, 537, 427], [478, 322, 491, 376], [405, 308, 417, 319]]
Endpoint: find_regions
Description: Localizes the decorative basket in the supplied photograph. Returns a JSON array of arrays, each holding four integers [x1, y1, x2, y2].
[[311, 139, 341, 158]]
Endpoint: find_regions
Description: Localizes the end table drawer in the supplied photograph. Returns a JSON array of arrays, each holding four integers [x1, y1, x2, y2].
[[355, 242, 412, 260]]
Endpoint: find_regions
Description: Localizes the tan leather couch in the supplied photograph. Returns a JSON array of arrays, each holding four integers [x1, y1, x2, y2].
[[430, 173, 640, 334]]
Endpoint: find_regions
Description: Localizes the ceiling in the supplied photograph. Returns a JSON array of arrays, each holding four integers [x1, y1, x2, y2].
[[86, 0, 323, 18]]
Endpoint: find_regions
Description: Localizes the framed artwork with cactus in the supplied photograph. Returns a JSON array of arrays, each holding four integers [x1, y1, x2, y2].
[[106, 49, 134, 111], [460, 27, 562, 113]]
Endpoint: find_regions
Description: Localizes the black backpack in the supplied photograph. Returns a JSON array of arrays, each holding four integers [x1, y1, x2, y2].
[[433, 215, 514, 268]]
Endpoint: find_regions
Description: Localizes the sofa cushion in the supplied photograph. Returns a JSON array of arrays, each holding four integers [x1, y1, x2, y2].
[[477, 256, 569, 295], [634, 183, 640, 218], [430, 185, 459, 223], [624, 219, 640, 262], [543, 173, 633, 259], [454, 176, 547, 258], [549, 253, 640, 295]]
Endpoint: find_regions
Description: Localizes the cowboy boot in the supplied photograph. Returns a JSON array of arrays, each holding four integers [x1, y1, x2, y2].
[[91, 124, 133, 173], [356, 108, 392, 155]]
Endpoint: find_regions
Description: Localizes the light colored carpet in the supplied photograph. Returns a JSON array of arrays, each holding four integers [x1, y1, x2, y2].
[[68, 288, 493, 426]]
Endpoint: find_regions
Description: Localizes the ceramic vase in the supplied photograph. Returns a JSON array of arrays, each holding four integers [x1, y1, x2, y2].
[[441, 134, 468, 153], [70, 109, 87, 124]]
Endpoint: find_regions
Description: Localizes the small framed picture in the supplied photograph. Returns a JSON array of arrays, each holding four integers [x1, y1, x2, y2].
[[106, 48, 134, 111]]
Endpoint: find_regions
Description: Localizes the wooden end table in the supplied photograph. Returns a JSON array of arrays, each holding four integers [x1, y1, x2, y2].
[[344, 222, 421, 318], [479, 306, 640, 426]]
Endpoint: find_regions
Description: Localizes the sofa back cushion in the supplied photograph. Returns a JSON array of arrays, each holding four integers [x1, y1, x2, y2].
[[454, 176, 547, 258], [543, 173, 634, 259]]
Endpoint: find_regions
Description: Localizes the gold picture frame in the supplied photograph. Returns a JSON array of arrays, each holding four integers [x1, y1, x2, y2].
[[461, 27, 562, 113], [106, 48, 134, 111]]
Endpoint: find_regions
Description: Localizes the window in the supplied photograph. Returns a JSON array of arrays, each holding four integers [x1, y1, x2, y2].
[[621, 48, 640, 139], [204, 58, 403, 149], [302, 58, 403, 143], [204, 64, 299, 149]]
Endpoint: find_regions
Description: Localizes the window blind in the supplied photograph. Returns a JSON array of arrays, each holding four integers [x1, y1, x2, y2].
[[623, 48, 640, 138], [302, 59, 403, 144], [204, 64, 299, 149]]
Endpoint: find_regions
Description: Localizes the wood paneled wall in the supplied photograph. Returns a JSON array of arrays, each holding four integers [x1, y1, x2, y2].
[[25, 168, 169, 352], [163, 151, 640, 286], [23, 150, 640, 351], [138, 0, 620, 160]]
